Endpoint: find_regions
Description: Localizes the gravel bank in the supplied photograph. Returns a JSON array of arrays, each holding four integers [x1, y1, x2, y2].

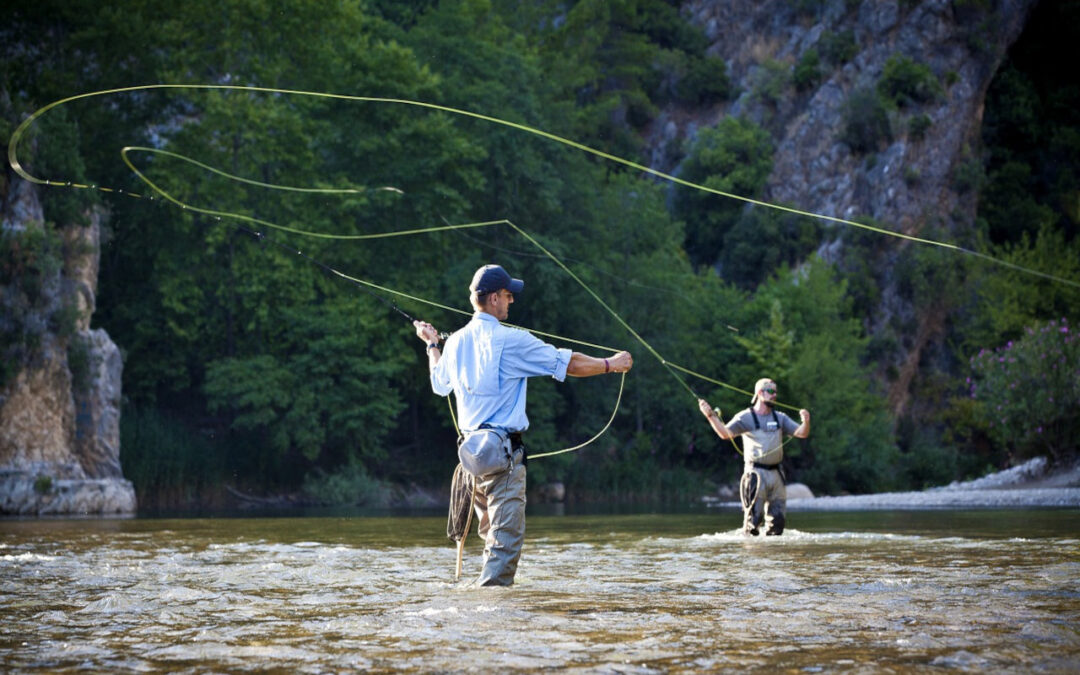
[[787, 486, 1080, 510], [711, 457, 1080, 510]]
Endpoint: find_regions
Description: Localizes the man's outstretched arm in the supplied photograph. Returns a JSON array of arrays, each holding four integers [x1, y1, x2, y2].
[[566, 350, 633, 377]]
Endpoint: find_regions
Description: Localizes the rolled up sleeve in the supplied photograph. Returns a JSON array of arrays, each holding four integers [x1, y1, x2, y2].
[[502, 329, 573, 382]]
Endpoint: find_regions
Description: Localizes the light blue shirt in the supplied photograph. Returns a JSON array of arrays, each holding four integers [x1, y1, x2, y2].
[[430, 312, 572, 433]]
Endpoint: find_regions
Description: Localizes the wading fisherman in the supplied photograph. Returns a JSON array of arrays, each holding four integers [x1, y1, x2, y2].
[[697, 378, 809, 536], [414, 264, 633, 585]]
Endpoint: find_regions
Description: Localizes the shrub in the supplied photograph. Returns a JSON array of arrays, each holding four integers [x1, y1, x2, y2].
[[750, 58, 790, 107], [969, 318, 1080, 462], [50, 301, 81, 340], [0, 226, 64, 387], [952, 156, 985, 193], [878, 54, 943, 107], [27, 107, 96, 227], [820, 29, 857, 65], [909, 113, 932, 140], [898, 429, 960, 489], [793, 0, 827, 18], [302, 463, 391, 507], [678, 55, 733, 104], [34, 475, 53, 495], [0, 225, 62, 303], [840, 87, 892, 154], [793, 49, 822, 92], [120, 405, 226, 506], [67, 334, 94, 393]]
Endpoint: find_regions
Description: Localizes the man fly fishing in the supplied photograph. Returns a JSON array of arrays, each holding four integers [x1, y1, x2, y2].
[[414, 264, 632, 586], [698, 378, 809, 536]]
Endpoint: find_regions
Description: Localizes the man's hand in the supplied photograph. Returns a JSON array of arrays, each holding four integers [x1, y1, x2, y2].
[[413, 320, 439, 345], [608, 351, 633, 373], [799, 409, 810, 424], [698, 398, 717, 419]]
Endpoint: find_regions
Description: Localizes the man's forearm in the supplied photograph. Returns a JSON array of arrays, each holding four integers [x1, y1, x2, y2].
[[566, 352, 605, 377], [709, 415, 734, 440], [567, 350, 632, 377]]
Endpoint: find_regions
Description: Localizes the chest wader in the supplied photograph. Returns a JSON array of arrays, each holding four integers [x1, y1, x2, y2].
[[449, 432, 527, 585], [739, 409, 787, 536]]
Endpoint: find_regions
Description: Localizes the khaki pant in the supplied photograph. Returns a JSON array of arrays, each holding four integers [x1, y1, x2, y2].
[[740, 466, 786, 535], [472, 447, 526, 586]]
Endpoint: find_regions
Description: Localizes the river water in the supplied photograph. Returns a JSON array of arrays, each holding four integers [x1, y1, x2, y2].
[[2, 508, 1078, 673]]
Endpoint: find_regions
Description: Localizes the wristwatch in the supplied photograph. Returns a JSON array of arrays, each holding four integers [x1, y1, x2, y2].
[[426, 342, 440, 351]]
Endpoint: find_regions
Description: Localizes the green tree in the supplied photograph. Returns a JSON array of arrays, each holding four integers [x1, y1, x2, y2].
[[204, 298, 409, 469], [961, 224, 1080, 355], [752, 259, 898, 494], [77, 1, 468, 493], [674, 118, 774, 268], [510, 0, 729, 157], [719, 206, 822, 289]]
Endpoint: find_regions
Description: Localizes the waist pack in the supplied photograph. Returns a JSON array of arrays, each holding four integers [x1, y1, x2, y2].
[[457, 428, 512, 478]]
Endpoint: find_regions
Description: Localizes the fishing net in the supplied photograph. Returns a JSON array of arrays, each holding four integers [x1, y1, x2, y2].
[[740, 470, 759, 511], [447, 463, 475, 542]]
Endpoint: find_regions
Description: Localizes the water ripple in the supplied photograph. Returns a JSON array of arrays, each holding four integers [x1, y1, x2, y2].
[[1, 512, 1078, 672]]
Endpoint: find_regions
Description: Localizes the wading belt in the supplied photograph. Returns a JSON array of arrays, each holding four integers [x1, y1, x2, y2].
[[751, 461, 786, 484]]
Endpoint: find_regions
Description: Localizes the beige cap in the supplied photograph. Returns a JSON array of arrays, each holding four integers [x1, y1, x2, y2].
[[751, 377, 774, 404]]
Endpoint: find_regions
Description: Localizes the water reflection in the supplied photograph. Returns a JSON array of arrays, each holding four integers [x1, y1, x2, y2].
[[2, 510, 1078, 672]]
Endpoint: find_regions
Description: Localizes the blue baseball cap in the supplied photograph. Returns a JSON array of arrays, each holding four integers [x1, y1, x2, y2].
[[470, 264, 524, 295]]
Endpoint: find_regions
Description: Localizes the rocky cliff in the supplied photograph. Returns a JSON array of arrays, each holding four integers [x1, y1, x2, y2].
[[653, 0, 1036, 415], [0, 165, 135, 515]]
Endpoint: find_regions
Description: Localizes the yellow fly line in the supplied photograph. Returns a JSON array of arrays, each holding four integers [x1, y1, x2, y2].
[[12, 83, 1067, 458], [9, 84, 1078, 289]]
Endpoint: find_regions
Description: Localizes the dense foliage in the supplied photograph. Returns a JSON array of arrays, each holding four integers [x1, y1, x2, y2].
[[969, 319, 1079, 463], [2, 0, 1077, 508]]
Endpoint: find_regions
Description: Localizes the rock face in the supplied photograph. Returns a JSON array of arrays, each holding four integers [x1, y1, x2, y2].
[[0, 176, 135, 515], [657, 0, 1036, 415], [672, 0, 1034, 230]]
